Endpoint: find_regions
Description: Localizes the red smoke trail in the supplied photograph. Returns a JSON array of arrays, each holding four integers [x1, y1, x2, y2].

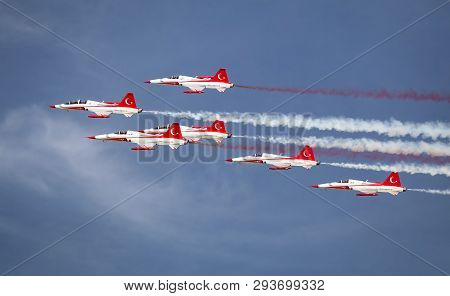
[[236, 85, 450, 103], [201, 141, 450, 165]]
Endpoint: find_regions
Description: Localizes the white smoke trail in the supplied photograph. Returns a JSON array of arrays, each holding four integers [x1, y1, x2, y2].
[[321, 162, 450, 177], [408, 188, 450, 195], [142, 110, 450, 140], [235, 135, 450, 157]]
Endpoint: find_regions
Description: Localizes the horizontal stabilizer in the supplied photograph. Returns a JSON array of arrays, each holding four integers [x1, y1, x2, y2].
[[269, 166, 291, 170]]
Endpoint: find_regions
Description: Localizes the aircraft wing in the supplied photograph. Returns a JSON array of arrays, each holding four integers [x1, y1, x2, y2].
[[86, 108, 112, 117], [268, 164, 291, 170], [129, 138, 157, 150], [136, 143, 156, 150], [94, 112, 111, 117], [187, 86, 205, 92], [264, 160, 292, 170], [354, 188, 378, 196], [187, 138, 201, 144], [356, 193, 378, 196]]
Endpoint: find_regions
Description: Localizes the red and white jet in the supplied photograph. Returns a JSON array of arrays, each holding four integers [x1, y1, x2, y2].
[[49, 92, 142, 118], [141, 120, 232, 144], [145, 68, 234, 94], [87, 123, 187, 150], [226, 146, 320, 170], [311, 172, 407, 197]]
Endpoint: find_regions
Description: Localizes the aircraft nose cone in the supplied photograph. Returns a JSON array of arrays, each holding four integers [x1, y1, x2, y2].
[[86, 135, 96, 140], [49, 105, 56, 109], [311, 184, 319, 188], [225, 158, 233, 162], [144, 80, 151, 84]]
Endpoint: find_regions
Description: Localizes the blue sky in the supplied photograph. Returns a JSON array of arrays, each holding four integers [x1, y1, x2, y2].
[[0, 0, 449, 275]]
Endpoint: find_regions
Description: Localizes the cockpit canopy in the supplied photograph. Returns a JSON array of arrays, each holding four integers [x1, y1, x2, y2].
[[115, 131, 128, 135], [65, 100, 87, 105], [169, 75, 179, 79], [156, 125, 169, 129], [338, 180, 349, 183], [253, 153, 262, 157]]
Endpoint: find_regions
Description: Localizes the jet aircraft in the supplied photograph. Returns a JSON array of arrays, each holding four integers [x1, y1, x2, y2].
[[311, 172, 407, 196], [142, 120, 231, 144], [50, 93, 142, 118], [87, 123, 187, 150], [145, 68, 234, 94], [226, 146, 319, 170]]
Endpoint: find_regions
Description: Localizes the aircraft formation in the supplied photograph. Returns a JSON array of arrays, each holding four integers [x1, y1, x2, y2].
[[50, 68, 408, 197]]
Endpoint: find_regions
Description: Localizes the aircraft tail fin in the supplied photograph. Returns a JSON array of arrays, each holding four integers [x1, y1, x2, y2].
[[296, 145, 316, 161], [382, 172, 402, 187], [212, 68, 230, 83], [118, 92, 137, 108], [211, 120, 227, 133], [163, 123, 184, 140]]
